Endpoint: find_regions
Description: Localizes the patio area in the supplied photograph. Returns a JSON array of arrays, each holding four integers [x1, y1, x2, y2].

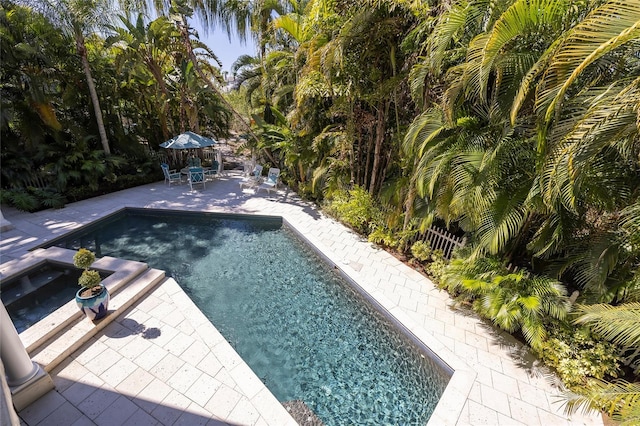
[[0, 170, 603, 425]]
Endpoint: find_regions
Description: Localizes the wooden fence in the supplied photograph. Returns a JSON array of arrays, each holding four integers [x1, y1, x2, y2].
[[418, 225, 466, 260], [11, 173, 52, 190]]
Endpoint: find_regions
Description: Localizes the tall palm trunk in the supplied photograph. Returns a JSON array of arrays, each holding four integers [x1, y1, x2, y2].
[[403, 175, 417, 231], [147, 59, 172, 139], [76, 33, 110, 154], [369, 100, 388, 194]]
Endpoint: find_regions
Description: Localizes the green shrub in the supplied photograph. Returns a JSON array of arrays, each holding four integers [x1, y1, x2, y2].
[[537, 322, 621, 389], [78, 270, 101, 288], [368, 227, 399, 249], [425, 249, 447, 281], [326, 186, 382, 234], [0, 187, 66, 212], [440, 256, 571, 349], [411, 240, 432, 262], [74, 248, 102, 289], [65, 185, 100, 202], [2, 189, 40, 212], [73, 248, 95, 270], [33, 189, 66, 209]]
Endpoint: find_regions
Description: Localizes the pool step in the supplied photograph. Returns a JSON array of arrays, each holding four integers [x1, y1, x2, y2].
[[28, 268, 166, 373], [283, 400, 324, 425], [18, 247, 151, 354]]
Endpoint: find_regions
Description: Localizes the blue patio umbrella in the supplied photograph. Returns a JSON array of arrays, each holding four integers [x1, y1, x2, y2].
[[159, 131, 217, 149]]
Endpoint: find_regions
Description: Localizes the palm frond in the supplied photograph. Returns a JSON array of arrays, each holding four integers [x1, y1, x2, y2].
[[574, 302, 640, 348], [479, 0, 568, 101], [510, 36, 564, 124], [536, 0, 640, 123], [425, 0, 476, 76], [621, 202, 640, 248], [476, 185, 529, 254], [563, 378, 640, 424], [402, 107, 447, 158], [273, 12, 306, 42]]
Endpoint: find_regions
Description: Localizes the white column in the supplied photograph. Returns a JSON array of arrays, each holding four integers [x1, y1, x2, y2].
[[216, 150, 224, 175], [0, 304, 38, 386], [0, 209, 13, 232]]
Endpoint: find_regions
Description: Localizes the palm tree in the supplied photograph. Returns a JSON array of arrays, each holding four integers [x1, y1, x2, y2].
[[404, 0, 639, 293], [169, 0, 265, 146], [21, 0, 115, 153], [107, 14, 176, 139]]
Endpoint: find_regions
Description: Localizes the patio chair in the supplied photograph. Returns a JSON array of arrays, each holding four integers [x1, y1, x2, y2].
[[188, 167, 205, 190], [257, 168, 280, 195], [161, 163, 182, 185], [243, 159, 256, 176], [205, 160, 219, 181], [240, 164, 263, 190]]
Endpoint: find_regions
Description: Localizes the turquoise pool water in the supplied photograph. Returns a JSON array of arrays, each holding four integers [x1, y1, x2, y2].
[[49, 209, 450, 424], [2, 264, 83, 333]]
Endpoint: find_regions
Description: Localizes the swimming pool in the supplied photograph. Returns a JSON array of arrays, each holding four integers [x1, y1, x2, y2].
[[45, 209, 451, 424]]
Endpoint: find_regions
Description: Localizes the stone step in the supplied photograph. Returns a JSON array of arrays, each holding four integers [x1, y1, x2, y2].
[[14, 247, 150, 354], [28, 268, 166, 373], [283, 400, 324, 425]]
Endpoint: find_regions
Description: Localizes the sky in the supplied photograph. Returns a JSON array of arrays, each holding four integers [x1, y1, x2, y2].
[[190, 17, 257, 75]]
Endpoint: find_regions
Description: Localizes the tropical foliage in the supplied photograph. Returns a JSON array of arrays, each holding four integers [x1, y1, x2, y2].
[[441, 256, 571, 350], [236, 0, 639, 418], [1, 0, 230, 210], [538, 322, 621, 389], [1, 0, 639, 420]]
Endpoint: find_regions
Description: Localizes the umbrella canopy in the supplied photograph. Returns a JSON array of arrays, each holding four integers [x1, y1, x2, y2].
[[159, 131, 217, 149]]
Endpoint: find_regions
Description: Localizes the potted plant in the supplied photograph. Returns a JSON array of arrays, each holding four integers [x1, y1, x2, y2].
[[73, 248, 109, 321]]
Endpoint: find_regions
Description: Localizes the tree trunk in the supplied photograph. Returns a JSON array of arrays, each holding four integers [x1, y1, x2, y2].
[[369, 101, 388, 194], [403, 177, 417, 231], [364, 125, 373, 188], [347, 103, 356, 186], [379, 145, 393, 195], [77, 34, 110, 154], [148, 58, 172, 139], [355, 120, 363, 186]]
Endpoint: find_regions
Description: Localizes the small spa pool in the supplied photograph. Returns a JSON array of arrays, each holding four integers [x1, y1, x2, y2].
[[1, 262, 110, 333], [42, 208, 451, 424]]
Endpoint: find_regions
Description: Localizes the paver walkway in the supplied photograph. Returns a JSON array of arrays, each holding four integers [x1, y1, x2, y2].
[[1, 170, 603, 425]]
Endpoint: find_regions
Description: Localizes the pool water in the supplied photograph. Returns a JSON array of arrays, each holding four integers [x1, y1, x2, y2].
[[2, 263, 109, 333], [50, 210, 450, 424]]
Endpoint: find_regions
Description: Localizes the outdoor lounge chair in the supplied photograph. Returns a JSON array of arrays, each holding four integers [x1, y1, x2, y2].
[[257, 168, 280, 194], [243, 159, 256, 176], [240, 164, 263, 190], [188, 167, 205, 190], [205, 160, 219, 181], [161, 163, 182, 185]]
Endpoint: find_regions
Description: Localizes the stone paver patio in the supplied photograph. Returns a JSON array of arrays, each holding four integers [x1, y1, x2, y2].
[[0, 170, 603, 425]]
